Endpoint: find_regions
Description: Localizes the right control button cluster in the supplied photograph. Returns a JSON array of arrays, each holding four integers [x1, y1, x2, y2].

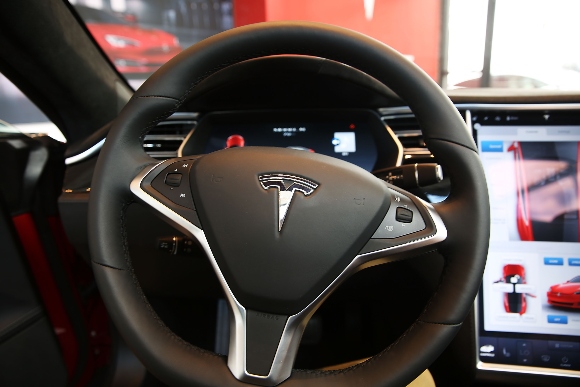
[[372, 188, 426, 239]]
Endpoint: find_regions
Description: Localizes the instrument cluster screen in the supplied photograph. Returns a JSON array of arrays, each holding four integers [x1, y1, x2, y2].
[[203, 120, 378, 171]]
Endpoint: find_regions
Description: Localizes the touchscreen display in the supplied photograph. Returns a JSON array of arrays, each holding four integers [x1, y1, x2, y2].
[[475, 112, 580, 372]]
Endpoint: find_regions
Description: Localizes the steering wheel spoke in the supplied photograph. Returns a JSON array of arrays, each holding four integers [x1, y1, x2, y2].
[[227, 306, 305, 386]]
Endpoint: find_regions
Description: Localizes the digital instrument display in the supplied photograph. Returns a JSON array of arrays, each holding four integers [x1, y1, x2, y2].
[[474, 111, 580, 373], [202, 117, 379, 171]]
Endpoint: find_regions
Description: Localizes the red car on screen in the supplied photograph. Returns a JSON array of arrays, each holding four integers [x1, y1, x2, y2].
[[500, 264, 527, 314], [507, 141, 580, 243], [547, 275, 580, 309], [507, 142, 534, 241], [75, 5, 181, 74]]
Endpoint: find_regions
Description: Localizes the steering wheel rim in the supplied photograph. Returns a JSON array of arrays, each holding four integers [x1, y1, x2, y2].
[[89, 21, 490, 387]]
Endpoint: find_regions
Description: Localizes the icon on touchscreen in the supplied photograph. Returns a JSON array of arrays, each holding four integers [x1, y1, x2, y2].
[[493, 264, 536, 315], [503, 347, 511, 357], [332, 132, 356, 154]]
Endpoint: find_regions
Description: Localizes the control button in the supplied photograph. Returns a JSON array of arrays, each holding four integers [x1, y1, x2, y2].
[[150, 160, 196, 209], [395, 207, 413, 223], [158, 237, 177, 254], [497, 338, 516, 363], [517, 340, 533, 365], [544, 257, 563, 265], [540, 354, 551, 363], [157, 236, 197, 255], [371, 189, 426, 239], [481, 141, 504, 153], [165, 173, 182, 187], [517, 340, 532, 353], [479, 337, 497, 359], [547, 315, 568, 324], [557, 353, 579, 368], [549, 341, 580, 351], [568, 258, 580, 266]]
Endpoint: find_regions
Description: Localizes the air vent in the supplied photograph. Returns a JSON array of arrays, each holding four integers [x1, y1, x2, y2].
[[382, 113, 432, 163], [143, 113, 197, 159]]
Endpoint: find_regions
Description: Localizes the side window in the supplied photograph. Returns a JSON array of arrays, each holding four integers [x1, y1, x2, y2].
[[0, 72, 66, 142]]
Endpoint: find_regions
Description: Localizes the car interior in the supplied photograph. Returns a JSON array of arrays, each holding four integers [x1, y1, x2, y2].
[[0, 1, 579, 386]]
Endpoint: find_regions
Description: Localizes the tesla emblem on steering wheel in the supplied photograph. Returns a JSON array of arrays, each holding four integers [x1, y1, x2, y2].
[[258, 173, 318, 231]]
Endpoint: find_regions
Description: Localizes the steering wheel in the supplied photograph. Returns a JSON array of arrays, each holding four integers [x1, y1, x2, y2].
[[89, 22, 489, 387]]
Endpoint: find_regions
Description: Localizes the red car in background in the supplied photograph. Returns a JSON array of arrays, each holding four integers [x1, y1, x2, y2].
[[75, 5, 181, 74], [547, 276, 580, 309]]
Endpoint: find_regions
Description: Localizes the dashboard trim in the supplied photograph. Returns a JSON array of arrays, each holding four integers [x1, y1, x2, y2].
[[379, 103, 580, 116], [477, 362, 580, 379], [177, 127, 196, 158], [385, 122, 404, 166], [64, 138, 105, 165], [64, 112, 198, 165]]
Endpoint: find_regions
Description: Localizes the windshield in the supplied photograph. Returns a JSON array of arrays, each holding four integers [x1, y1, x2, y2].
[[68, 0, 580, 91]]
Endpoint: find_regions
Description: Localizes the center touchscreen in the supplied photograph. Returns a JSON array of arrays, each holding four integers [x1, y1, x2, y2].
[[475, 111, 580, 373]]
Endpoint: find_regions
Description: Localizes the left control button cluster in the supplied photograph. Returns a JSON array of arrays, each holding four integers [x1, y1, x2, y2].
[[136, 157, 202, 229], [150, 160, 196, 209]]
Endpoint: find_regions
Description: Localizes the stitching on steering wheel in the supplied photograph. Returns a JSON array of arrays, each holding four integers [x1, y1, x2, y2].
[[176, 50, 283, 104], [427, 136, 480, 153], [137, 106, 180, 140], [417, 250, 450, 323]]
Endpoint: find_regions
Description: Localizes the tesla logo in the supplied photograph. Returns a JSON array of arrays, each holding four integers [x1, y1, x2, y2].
[[258, 173, 318, 231]]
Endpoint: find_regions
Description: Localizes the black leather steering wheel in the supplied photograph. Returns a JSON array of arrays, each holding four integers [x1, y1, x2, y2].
[[89, 22, 489, 387]]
